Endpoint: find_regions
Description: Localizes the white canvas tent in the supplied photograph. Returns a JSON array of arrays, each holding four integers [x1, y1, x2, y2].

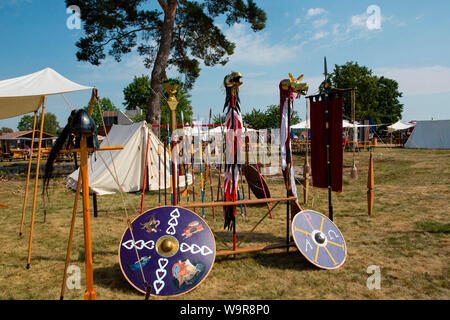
[[0, 67, 93, 119], [67, 121, 192, 195], [404, 120, 450, 149], [387, 120, 415, 132]]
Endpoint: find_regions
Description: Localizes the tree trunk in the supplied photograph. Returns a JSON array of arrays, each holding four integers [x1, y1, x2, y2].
[[147, 0, 177, 135]]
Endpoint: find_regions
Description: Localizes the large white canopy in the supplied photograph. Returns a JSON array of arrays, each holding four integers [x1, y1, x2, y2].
[[387, 120, 415, 132], [0, 67, 93, 119]]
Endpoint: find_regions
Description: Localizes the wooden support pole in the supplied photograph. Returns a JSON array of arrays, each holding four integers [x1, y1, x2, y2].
[[26, 102, 45, 269], [19, 110, 38, 236], [57, 145, 123, 154], [80, 135, 96, 300], [181, 196, 296, 209], [60, 170, 82, 300], [367, 150, 374, 216], [216, 242, 296, 256]]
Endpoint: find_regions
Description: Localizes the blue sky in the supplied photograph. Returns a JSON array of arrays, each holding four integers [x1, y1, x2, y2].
[[1, 0, 450, 130]]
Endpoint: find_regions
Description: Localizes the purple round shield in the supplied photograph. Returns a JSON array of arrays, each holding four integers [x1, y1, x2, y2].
[[292, 210, 347, 269], [119, 206, 216, 296]]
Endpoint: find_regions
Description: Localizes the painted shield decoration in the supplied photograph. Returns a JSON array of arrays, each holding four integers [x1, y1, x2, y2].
[[119, 206, 216, 296], [292, 210, 346, 269], [243, 164, 271, 199]]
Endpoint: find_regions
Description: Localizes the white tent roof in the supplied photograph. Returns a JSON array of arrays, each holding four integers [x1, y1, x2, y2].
[[0, 67, 93, 119], [208, 125, 256, 134], [291, 120, 310, 129], [67, 121, 191, 195], [387, 120, 415, 132], [404, 120, 450, 149], [291, 119, 361, 129]]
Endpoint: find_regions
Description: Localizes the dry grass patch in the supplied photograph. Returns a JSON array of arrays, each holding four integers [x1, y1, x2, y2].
[[0, 147, 448, 300]]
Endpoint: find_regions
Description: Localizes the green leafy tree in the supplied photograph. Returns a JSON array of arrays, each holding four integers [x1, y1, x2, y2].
[[325, 61, 403, 126], [0, 127, 14, 134], [376, 76, 403, 125], [17, 112, 60, 135], [243, 105, 300, 130], [123, 75, 193, 140], [123, 75, 152, 111], [83, 97, 118, 131], [17, 115, 35, 132], [68, 0, 266, 133]]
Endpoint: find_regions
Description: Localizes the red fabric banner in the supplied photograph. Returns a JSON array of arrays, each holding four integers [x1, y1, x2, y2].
[[310, 96, 343, 192]]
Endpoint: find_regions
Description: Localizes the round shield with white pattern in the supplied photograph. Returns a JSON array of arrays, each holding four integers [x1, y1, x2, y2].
[[119, 206, 216, 296], [291, 210, 346, 269]]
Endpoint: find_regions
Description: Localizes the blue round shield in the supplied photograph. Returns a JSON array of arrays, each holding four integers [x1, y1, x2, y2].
[[119, 206, 216, 296], [291, 210, 347, 269]]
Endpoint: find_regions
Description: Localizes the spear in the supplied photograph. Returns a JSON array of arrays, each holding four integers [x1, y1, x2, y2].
[[304, 98, 311, 204], [181, 111, 190, 202], [216, 115, 225, 201], [164, 141, 167, 205], [324, 56, 334, 221], [158, 118, 162, 206], [158, 143, 162, 206], [198, 122, 206, 218], [190, 133, 197, 213], [167, 124, 174, 205], [140, 128, 151, 215], [207, 109, 216, 220], [176, 133, 181, 203]]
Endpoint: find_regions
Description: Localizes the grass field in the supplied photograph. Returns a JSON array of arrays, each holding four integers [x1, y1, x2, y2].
[[0, 147, 448, 300]]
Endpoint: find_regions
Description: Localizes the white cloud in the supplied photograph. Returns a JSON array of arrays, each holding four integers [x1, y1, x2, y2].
[[350, 12, 368, 29], [295, 17, 301, 25], [332, 24, 340, 35], [307, 8, 326, 18], [224, 23, 303, 66], [375, 66, 450, 96], [313, 18, 328, 29], [76, 54, 150, 83], [312, 31, 329, 40]]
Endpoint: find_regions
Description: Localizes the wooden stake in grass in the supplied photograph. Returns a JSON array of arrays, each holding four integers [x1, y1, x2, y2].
[[367, 150, 374, 216]]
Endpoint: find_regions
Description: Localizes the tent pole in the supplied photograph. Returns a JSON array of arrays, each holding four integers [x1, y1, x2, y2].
[[26, 100, 46, 269], [80, 135, 96, 300], [19, 110, 38, 236]]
